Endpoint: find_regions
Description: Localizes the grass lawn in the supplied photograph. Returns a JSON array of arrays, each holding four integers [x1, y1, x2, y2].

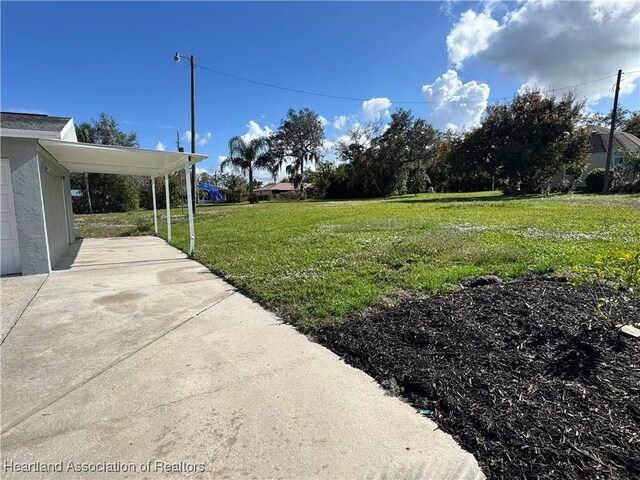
[[75, 192, 640, 330]]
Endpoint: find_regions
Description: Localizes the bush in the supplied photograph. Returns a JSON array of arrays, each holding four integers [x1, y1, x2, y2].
[[553, 178, 575, 194], [585, 168, 606, 193], [226, 188, 243, 203], [619, 179, 640, 193]]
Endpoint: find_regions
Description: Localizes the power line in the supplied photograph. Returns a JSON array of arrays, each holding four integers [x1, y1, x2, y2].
[[195, 62, 632, 105]]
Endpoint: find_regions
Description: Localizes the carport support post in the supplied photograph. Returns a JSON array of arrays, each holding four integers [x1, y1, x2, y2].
[[151, 177, 158, 236], [165, 174, 172, 242], [184, 165, 195, 255]]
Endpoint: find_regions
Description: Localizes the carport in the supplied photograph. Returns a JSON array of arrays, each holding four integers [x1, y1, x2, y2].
[[37, 139, 207, 255]]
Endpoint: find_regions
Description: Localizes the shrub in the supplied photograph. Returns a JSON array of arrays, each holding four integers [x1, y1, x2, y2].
[[585, 168, 606, 193], [225, 188, 243, 203], [122, 216, 153, 236], [553, 178, 575, 194], [276, 191, 301, 201], [619, 179, 640, 193]]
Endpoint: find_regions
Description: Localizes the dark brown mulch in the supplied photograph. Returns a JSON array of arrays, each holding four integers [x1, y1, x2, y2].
[[315, 276, 640, 479]]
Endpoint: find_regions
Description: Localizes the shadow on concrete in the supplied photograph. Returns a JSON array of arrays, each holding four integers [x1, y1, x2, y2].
[[53, 239, 84, 271]]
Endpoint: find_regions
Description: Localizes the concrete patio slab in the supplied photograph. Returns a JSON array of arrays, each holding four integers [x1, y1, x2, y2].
[[0, 274, 47, 343], [0, 236, 484, 479]]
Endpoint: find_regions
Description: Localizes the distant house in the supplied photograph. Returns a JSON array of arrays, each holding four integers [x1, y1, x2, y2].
[[552, 125, 640, 188], [70, 189, 86, 211], [254, 181, 311, 199], [585, 125, 640, 179], [578, 125, 640, 185]]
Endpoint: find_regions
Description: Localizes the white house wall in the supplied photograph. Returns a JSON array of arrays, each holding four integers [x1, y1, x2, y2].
[[0, 137, 51, 274], [38, 149, 74, 268], [577, 152, 619, 186], [552, 151, 626, 188]]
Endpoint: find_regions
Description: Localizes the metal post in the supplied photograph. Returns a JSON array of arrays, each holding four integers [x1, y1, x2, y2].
[[603, 69, 622, 194], [190, 54, 197, 215], [165, 173, 172, 242], [151, 177, 158, 236], [185, 164, 195, 255]]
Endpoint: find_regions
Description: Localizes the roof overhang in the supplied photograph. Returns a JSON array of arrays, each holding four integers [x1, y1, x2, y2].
[[37, 139, 207, 176], [2, 118, 77, 142]]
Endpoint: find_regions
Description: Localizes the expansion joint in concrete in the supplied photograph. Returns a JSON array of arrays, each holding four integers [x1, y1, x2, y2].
[[0, 274, 48, 347]]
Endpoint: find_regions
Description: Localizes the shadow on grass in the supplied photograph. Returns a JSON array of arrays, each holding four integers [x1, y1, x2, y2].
[[388, 192, 541, 205]]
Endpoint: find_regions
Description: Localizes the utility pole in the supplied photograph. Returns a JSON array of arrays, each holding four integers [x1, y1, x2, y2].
[[603, 69, 622, 194], [190, 54, 197, 214], [173, 52, 198, 214]]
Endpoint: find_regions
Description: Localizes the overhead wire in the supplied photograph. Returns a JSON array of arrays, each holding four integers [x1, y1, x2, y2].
[[194, 62, 634, 106]]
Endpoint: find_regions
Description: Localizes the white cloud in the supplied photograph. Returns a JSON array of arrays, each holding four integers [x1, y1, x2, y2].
[[198, 132, 212, 146], [196, 166, 212, 176], [333, 115, 349, 130], [361, 97, 392, 123], [318, 115, 328, 127], [449, 0, 640, 103], [253, 169, 279, 185], [322, 138, 335, 151], [422, 69, 490, 131], [156, 142, 166, 151], [240, 120, 273, 143], [182, 130, 212, 146], [440, 0, 456, 19], [447, 10, 499, 67]]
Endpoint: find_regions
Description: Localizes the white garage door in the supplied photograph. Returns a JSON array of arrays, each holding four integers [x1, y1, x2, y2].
[[1, 158, 21, 275]]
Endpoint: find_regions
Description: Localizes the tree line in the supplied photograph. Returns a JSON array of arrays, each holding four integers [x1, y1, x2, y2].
[[71, 113, 253, 212], [222, 92, 639, 201], [73, 92, 640, 213]]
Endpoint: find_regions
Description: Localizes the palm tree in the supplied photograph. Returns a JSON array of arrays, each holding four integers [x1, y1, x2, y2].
[[221, 136, 275, 204]]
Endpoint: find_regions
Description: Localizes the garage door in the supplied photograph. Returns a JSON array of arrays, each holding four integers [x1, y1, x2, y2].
[[1, 158, 21, 275]]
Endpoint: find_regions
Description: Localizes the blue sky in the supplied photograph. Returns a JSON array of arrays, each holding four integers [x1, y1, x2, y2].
[[2, 1, 639, 181]]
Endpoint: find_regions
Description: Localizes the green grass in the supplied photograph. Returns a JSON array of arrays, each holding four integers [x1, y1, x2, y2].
[[75, 192, 640, 330]]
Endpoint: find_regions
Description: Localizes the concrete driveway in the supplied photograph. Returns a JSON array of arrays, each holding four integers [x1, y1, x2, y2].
[[1, 237, 483, 479]]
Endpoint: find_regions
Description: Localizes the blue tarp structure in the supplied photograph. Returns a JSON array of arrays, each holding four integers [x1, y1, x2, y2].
[[198, 182, 225, 202]]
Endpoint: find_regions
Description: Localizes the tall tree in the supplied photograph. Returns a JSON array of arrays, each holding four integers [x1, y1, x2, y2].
[[372, 109, 438, 195], [270, 108, 325, 193], [87, 112, 139, 147], [624, 113, 640, 139], [330, 111, 439, 198], [221, 136, 274, 203], [585, 105, 634, 131], [480, 91, 590, 192]]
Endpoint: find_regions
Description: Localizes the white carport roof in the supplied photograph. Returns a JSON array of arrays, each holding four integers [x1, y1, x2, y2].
[[38, 139, 207, 176]]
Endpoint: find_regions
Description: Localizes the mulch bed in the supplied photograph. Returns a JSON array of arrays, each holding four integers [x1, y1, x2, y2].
[[315, 276, 640, 479]]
